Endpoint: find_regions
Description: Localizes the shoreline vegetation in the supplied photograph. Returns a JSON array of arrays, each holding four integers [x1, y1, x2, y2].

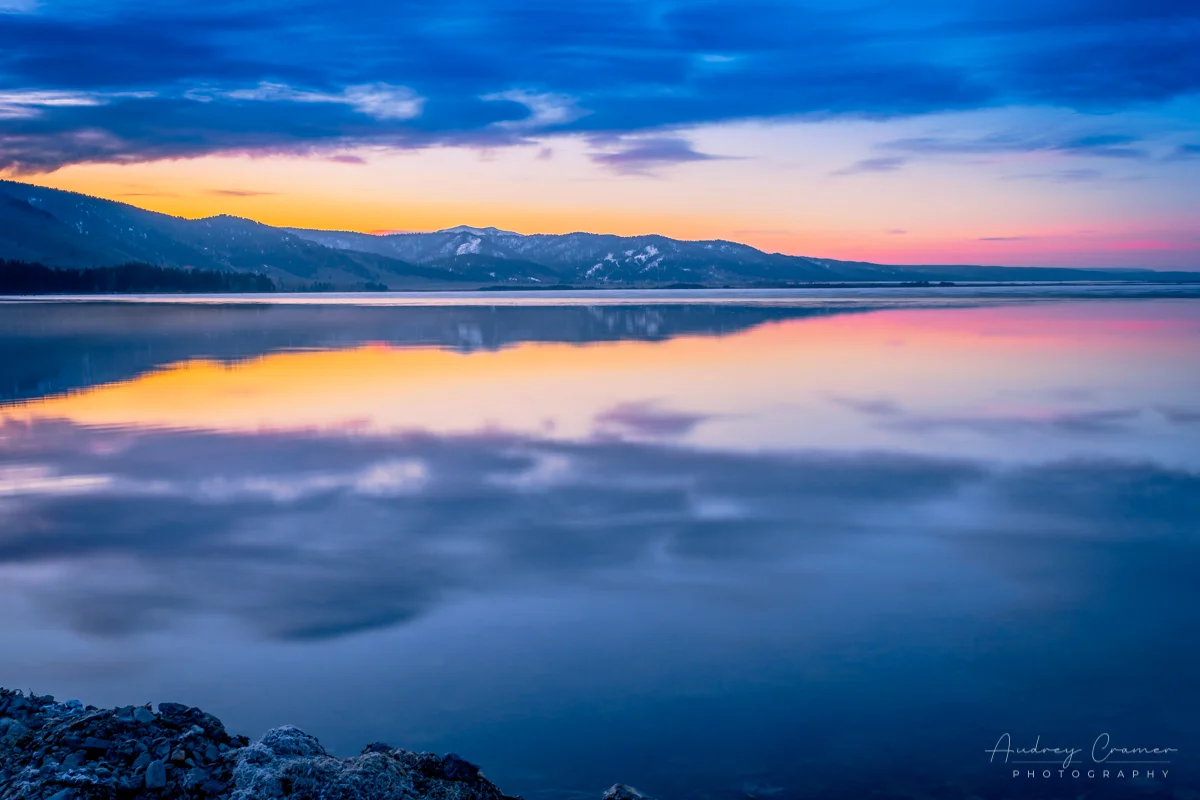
[[0, 261, 276, 295], [3, 259, 1200, 296], [0, 688, 645, 800]]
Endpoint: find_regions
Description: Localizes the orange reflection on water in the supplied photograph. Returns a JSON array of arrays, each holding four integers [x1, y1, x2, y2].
[[2, 302, 1197, 458]]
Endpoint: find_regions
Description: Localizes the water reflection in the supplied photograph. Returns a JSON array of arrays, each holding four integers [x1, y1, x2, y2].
[[1, 294, 1198, 799], [0, 301, 873, 402]]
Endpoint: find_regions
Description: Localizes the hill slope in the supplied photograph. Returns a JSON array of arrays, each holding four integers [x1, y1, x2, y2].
[[0, 181, 455, 288], [2, 180, 1196, 288]]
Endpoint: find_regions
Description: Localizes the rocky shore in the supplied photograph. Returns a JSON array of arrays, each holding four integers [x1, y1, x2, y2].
[[1, 688, 641, 800]]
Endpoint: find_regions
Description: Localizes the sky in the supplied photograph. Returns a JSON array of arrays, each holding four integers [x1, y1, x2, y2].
[[1, 0, 1198, 267]]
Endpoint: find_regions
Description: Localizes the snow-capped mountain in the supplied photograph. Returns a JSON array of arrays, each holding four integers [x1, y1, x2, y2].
[[285, 226, 916, 284], [4, 180, 1192, 289]]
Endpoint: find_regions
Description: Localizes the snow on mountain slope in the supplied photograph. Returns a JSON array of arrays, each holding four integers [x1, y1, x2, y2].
[[285, 226, 878, 283]]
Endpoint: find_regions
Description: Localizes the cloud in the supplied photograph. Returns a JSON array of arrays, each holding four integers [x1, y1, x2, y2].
[[826, 394, 903, 416], [207, 188, 276, 196], [1159, 406, 1200, 424], [0, 420, 982, 639], [1058, 133, 1147, 159], [589, 136, 725, 174], [0, 0, 1196, 171], [0, 89, 139, 120], [830, 156, 906, 176], [482, 89, 588, 130], [829, 394, 1144, 435], [2, 419, 1196, 643], [1166, 143, 1200, 160], [881, 131, 1151, 160], [1004, 168, 1105, 182], [593, 401, 711, 438], [902, 408, 1144, 435], [221, 81, 423, 120]]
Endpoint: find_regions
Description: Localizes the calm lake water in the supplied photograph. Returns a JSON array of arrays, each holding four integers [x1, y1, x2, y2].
[[2, 288, 1198, 799]]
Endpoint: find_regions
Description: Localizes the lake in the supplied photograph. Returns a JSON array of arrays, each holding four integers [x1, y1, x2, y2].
[[1, 287, 1198, 800]]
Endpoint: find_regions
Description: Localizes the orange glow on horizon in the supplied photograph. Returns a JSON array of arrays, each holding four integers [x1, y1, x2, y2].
[[14, 144, 1200, 268]]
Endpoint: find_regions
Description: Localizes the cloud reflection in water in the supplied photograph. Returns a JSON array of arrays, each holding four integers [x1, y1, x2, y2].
[[2, 419, 1196, 644]]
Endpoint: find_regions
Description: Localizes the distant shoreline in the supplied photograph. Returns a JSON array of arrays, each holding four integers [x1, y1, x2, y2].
[[5, 283, 1200, 308], [4, 258, 1200, 298], [6, 279, 1200, 296]]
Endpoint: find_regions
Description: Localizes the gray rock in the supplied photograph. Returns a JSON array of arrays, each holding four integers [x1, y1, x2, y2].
[[145, 758, 167, 789], [231, 726, 517, 800], [443, 753, 480, 781], [1, 688, 531, 800], [1, 719, 27, 742], [157, 702, 189, 718], [185, 767, 210, 789]]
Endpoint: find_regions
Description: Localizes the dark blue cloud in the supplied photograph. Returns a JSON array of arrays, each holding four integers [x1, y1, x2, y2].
[[1167, 143, 1200, 160], [593, 400, 713, 436], [880, 131, 1154, 159], [1058, 134, 1148, 158], [829, 393, 1146, 436], [831, 156, 907, 176], [0, 0, 1198, 171], [1004, 168, 1106, 182], [589, 137, 726, 174]]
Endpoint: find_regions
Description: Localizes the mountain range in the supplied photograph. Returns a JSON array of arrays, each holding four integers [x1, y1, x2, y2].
[[2, 179, 1196, 289]]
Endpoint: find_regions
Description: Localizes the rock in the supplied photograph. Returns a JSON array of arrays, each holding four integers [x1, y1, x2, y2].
[[185, 766, 210, 789], [2, 719, 28, 742], [0, 688, 526, 800], [443, 753, 481, 781], [231, 725, 518, 800], [157, 702, 196, 723], [145, 758, 167, 789]]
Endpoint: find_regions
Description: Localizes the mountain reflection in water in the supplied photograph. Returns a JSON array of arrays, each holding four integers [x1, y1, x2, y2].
[[1, 292, 1198, 800]]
